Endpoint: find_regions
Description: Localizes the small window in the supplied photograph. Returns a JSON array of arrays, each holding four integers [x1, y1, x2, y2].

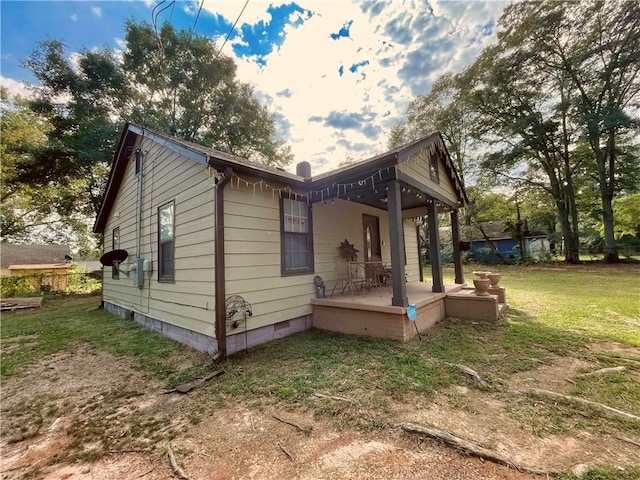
[[158, 202, 175, 282], [280, 197, 313, 275], [135, 149, 142, 174], [112, 227, 120, 279], [429, 155, 439, 183]]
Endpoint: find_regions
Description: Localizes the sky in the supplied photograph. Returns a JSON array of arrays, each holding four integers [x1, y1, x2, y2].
[[1, 0, 508, 174]]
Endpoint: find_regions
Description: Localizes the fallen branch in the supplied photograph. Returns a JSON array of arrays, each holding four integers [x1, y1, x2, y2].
[[576, 366, 626, 377], [399, 423, 553, 475], [447, 363, 489, 388], [617, 358, 640, 367], [616, 435, 640, 449], [163, 384, 194, 395], [162, 370, 225, 395], [203, 370, 225, 381], [273, 414, 311, 434], [595, 354, 640, 367], [312, 393, 354, 403], [278, 442, 295, 462], [167, 443, 191, 480], [520, 388, 640, 423]]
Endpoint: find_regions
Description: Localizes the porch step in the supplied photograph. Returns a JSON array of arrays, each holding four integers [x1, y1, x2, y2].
[[444, 287, 506, 322]]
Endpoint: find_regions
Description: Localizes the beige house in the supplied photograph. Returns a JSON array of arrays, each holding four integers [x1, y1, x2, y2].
[[94, 123, 498, 361]]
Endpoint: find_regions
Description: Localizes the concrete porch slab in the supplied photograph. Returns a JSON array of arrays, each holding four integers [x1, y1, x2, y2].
[[444, 287, 506, 322], [311, 282, 466, 341]]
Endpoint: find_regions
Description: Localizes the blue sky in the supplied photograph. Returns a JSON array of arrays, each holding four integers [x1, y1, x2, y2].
[[1, 0, 507, 173]]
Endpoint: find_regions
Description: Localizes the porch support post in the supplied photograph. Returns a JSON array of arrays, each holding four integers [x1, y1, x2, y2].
[[451, 209, 464, 284], [427, 200, 444, 293], [388, 180, 408, 307]]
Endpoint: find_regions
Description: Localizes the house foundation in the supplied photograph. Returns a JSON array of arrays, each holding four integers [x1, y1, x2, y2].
[[104, 301, 312, 355], [226, 315, 313, 354], [105, 282, 506, 353], [104, 302, 217, 352]]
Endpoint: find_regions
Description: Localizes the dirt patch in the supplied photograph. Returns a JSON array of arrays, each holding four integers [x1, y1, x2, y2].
[[590, 341, 640, 359], [0, 346, 192, 479], [174, 406, 535, 480], [393, 387, 637, 474], [2, 345, 639, 479], [507, 355, 594, 393]]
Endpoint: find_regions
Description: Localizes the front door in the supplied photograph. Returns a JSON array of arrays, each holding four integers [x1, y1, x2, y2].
[[362, 214, 381, 261]]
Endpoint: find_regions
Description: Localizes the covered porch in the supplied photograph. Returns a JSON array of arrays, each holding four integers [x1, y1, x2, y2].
[[306, 133, 505, 340], [309, 133, 467, 308], [311, 282, 506, 342]]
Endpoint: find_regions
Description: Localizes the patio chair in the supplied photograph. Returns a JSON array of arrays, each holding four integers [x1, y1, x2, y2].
[[365, 257, 387, 289]]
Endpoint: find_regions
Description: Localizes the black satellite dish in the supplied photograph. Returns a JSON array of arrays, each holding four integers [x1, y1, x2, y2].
[[99, 249, 129, 276]]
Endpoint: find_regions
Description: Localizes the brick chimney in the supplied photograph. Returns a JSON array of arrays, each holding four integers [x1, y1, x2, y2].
[[296, 161, 311, 179]]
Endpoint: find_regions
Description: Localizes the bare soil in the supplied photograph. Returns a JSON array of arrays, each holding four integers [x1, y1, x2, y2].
[[1, 346, 639, 479]]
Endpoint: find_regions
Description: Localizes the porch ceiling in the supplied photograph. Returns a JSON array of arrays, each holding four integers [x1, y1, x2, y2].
[[311, 178, 449, 213]]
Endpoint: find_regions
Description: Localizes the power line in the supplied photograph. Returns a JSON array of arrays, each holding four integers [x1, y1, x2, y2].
[[215, 0, 250, 59], [189, 0, 205, 39]]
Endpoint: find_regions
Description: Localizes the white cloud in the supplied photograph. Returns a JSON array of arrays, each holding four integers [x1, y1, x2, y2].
[[197, 1, 507, 174], [91, 6, 102, 18], [0, 76, 34, 99], [114, 37, 126, 50], [70, 13, 78, 21], [68, 52, 83, 73]]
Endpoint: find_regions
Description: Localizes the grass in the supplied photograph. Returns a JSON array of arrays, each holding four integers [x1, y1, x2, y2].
[[0, 295, 206, 382], [557, 466, 640, 480], [446, 263, 640, 346], [2, 263, 639, 474]]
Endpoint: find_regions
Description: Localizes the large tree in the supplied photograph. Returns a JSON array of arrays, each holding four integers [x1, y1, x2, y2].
[[461, 39, 583, 263], [5, 20, 291, 247], [496, 0, 640, 263], [0, 89, 100, 252], [389, 73, 475, 189], [121, 21, 292, 164]]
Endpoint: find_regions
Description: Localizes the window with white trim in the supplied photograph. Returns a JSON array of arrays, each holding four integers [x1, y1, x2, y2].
[[281, 197, 313, 275], [158, 202, 175, 282]]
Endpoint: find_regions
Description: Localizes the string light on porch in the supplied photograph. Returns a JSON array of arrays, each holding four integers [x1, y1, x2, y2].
[[212, 133, 464, 210], [224, 166, 402, 205]]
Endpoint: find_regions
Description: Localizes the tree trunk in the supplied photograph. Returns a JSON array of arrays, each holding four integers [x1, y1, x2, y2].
[[601, 132, 619, 263], [556, 199, 580, 263], [560, 94, 581, 264]]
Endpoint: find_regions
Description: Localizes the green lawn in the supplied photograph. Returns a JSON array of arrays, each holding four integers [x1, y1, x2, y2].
[[0, 296, 205, 380], [2, 263, 639, 478]]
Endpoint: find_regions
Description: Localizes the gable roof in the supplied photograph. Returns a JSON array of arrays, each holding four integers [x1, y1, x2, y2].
[[1, 244, 71, 269], [94, 123, 469, 233]]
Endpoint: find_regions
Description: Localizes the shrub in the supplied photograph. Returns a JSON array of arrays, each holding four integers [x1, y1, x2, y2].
[[0, 275, 35, 298], [66, 263, 102, 294]]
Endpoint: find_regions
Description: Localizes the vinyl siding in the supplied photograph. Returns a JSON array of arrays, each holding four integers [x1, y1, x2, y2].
[[223, 181, 315, 329], [397, 151, 458, 205], [102, 136, 428, 340], [403, 219, 420, 282], [102, 136, 216, 338], [312, 199, 422, 293]]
